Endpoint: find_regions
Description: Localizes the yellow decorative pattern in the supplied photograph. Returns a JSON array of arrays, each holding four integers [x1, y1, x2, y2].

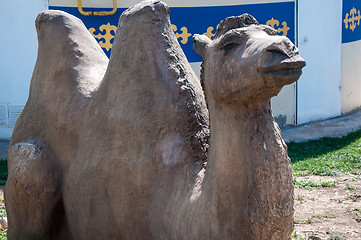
[[89, 19, 292, 52], [266, 18, 290, 36], [266, 18, 279, 29], [172, 24, 192, 44], [344, 7, 361, 32], [201, 19, 290, 41], [203, 26, 216, 39], [78, 0, 117, 16], [89, 23, 117, 51]]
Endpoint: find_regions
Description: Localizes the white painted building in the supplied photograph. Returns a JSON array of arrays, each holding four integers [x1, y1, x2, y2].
[[0, 0, 360, 139]]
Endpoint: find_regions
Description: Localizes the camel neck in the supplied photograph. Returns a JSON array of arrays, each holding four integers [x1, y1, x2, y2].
[[202, 100, 294, 237], [206, 101, 278, 185], [207, 100, 277, 168]]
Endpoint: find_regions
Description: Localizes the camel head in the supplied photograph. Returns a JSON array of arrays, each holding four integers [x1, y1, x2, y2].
[[193, 14, 306, 106]]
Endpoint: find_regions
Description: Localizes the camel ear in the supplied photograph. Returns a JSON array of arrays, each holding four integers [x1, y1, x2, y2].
[[192, 34, 211, 57]]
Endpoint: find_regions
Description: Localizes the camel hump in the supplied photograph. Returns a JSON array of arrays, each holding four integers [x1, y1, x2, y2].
[[5, 140, 65, 239], [98, 0, 209, 165], [30, 10, 108, 100], [121, 0, 169, 20]]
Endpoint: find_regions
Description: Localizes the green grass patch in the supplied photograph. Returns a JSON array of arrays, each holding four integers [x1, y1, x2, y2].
[[346, 193, 361, 201], [329, 234, 344, 240], [296, 194, 304, 203], [345, 183, 357, 190], [312, 212, 337, 219], [322, 212, 337, 218], [288, 128, 361, 176], [294, 217, 313, 224], [0, 199, 6, 239], [0, 230, 6, 240], [293, 178, 336, 189], [290, 231, 310, 240]]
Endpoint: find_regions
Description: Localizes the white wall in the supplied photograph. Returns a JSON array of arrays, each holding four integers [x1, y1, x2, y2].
[[0, 0, 48, 139], [342, 40, 361, 114], [271, 84, 295, 127], [297, 0, 342, 124]]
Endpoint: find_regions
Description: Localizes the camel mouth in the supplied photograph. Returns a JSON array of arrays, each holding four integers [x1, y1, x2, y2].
[[258, 55, 306, 81]]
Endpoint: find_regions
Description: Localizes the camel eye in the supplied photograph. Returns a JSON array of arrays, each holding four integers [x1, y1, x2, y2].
[[220, 42, 238, 52], [217, 32, 246, 53]]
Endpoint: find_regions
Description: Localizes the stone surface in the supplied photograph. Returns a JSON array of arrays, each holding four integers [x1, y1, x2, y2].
[[5, 1, 305, 239], [192, 14, 305, 239]]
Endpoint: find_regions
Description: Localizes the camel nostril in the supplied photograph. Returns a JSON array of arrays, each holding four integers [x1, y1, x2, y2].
[[266, 49, 288, 57]]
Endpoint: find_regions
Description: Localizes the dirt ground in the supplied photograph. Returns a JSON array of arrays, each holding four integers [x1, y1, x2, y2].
[[0, 175, 360, 239], [294, 174, 361, 240]]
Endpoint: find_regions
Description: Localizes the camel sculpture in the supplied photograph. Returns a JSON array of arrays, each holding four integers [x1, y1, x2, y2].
[[5, 1, 305, 239]]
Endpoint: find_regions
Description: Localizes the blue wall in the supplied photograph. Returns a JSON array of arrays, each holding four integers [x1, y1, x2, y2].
[[50, 2, 295, 62], [342, 0, 361, 43]]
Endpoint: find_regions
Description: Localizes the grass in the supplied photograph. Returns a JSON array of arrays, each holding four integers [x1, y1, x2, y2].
[[0, 230, 6, 240], [311, 212, 337, 219], [346, 193, 361, 201], [296, 194, 304, 203], [293, 178, 337, 189], [346, 208, 361, 222], [321, 212, 337, 218], [294, 217, 313, 224], [355, 208, 361, 222], [288, 128, 361, 176], [329, 233, 344, 240], [345, 183, 357, 190], [290, 231, 310, 240], [0, 200, 6, 239]]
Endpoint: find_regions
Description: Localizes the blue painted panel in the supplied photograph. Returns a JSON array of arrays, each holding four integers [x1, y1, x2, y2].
[[50, 2, 295, 62], [342, 0, 361, 43]]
